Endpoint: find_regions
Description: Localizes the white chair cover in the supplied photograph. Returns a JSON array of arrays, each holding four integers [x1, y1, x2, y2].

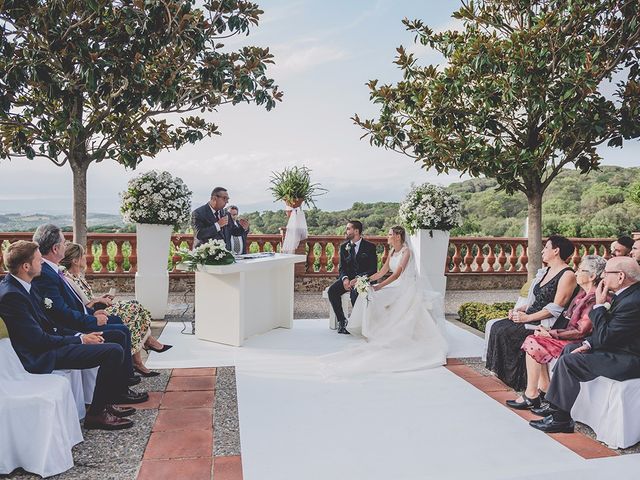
[[572, 376, 640, 449], [0, 339, 83, 478], [51, 367, 97, 420], [82, 367, 98, 405]]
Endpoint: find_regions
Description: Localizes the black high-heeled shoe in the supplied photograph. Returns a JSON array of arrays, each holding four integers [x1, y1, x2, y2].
[[505, 394, 541, 410], [144, 344, 173, 353], [133, 366, 161, 377]]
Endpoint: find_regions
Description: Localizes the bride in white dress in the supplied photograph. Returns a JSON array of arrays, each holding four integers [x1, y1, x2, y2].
[[323, 226, 448, 375]]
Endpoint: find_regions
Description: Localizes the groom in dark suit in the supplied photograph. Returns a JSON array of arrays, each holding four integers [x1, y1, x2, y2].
[[192, 187, 250, 249], [0, 241, 137, 430], [529, 256, 640, 433], [328, 220, 378, 334]]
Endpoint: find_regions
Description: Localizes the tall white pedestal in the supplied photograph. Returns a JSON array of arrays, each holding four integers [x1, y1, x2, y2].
[[134, 223, 172, 319], [410, 229, 449, 308], [194, 254, 306, 346]]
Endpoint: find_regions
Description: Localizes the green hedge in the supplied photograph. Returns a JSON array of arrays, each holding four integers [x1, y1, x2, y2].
[[457, 301, 515, 333]]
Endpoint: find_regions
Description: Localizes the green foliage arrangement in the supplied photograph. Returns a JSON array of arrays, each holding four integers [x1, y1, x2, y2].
[[268, 166, 327, 208], [457, 301, 516, 333]]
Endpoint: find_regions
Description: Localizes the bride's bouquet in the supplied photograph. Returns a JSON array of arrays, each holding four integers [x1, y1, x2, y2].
[[177, 239, 235, 271], [354, 275, 371, 300]]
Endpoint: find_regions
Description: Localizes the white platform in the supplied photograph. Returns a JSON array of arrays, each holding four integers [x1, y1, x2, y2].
[[148, 320, 640, 480]]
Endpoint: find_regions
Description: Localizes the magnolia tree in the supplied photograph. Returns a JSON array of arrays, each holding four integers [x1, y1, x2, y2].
[[354, 0, 640, 275], [0, 0, 282, 244]]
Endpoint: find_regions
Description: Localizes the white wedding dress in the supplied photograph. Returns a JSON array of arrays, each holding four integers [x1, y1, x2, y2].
[[323, 245, 448, 376]]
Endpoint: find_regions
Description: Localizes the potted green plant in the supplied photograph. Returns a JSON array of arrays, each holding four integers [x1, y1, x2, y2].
[[268, 166, 327, 208]]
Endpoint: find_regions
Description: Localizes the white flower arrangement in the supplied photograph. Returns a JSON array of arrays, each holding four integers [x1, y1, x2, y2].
[[120, 170, 192, 228], [354, 275, 371, 299], [43, 298, 53, 309], [177, 239, 235, 270], [399, 183, 462, 235]]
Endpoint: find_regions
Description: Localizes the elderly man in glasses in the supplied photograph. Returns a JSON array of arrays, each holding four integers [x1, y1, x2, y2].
[[192, 187, 249, 250]]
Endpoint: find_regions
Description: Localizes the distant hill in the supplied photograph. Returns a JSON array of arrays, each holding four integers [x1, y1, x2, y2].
[[2, 166, 638, 237]]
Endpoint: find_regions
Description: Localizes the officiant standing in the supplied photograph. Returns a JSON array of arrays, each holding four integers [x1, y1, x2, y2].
[[192, 187, 249, 250]]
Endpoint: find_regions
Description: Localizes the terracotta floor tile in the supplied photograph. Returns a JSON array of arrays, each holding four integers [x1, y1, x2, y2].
[[464, 375, 511, 392], [445, 358, 465, 366], [118, 391, 163, 410], [138, 458, 212, 480], [166, 375, 216, 392], [550, 432, 620, 459], [160, 390, 214, 409], [144, 429, 213, 459], [153, 408, 213, 432], [172, 367, 217, 377], [214, 456, 243, 480], [446, 364, 486, 379]]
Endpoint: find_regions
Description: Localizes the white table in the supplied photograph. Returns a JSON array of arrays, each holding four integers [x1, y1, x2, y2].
[[193, 254, 306, 346]]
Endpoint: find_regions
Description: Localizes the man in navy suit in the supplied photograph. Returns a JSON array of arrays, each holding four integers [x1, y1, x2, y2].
[[31, 224, 146, 398], [192, 187, 249, 249], [0, 241, 139, 430], [327, 221, 378, 334]]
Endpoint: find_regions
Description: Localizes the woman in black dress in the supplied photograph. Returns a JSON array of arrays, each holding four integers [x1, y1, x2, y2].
[[486, 235, 577, 391]]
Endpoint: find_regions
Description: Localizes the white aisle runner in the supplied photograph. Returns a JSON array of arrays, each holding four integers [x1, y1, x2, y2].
[[148, 320, 640, 480]]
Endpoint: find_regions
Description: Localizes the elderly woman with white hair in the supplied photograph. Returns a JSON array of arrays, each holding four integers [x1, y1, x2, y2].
[[506, 255, 608, 411]]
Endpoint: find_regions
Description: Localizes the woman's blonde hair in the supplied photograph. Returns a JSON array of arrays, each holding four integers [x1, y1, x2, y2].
[[60, 242, 85, 270], [390, 225, 406, 243]]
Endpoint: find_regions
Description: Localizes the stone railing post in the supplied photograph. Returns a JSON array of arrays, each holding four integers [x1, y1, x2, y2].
[[280, 227, 307, 276]]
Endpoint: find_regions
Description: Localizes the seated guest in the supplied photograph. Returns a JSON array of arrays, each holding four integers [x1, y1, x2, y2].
[[486, 235, 577, 390], [192, 187, 250, 250], [506, 255, 606, 410], [530, 256, 640, 433], [31, 224, 146, 397], [60, 243, 172, 377], [631, 239, 640, 265], [0, 241, 140, 430], [227, 205, 250, 254], [613, 235, 634, 257]]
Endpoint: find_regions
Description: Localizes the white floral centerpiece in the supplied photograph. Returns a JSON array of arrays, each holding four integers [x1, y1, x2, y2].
[[398, 183, 462, 235], [178, 240, 235, 271], [354, 275, 371, 300], [120, 170, 192, 320], [120, 170, 192, 228], [399, 183, 461, 307]]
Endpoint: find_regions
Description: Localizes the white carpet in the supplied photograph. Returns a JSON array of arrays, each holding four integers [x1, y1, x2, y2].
[[148, 320, 640, 480]]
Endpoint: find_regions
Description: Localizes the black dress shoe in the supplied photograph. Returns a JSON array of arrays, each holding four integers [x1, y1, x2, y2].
[[529, 415, 574, 433], [127, 375, 141, 386], [531, 402, 557, 417], [133, 366, 161, 377], [337, 326, 351, 334], [506, 394, 541, 410], [106, 404, 136, 418], [112, 389, 149, 405], [84, 411, 134, 431]]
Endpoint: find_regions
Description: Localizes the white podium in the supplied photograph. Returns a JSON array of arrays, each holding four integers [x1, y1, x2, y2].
[[193, 254, 306, 346]]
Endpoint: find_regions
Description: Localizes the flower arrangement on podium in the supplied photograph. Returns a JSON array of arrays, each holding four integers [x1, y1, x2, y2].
[[398, 182, 462, 304], [177, 240, 236, 271], [354, 275, 371, 300], [120, 170, 192, 319]]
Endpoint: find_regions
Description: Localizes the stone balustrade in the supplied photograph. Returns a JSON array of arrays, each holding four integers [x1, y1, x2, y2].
[[0, 232, 615, 290]]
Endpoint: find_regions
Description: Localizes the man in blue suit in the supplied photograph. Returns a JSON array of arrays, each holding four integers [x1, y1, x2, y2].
[[192, 187, 249, 249], [0, 241, 140, 430], [31, 224, 145, 395]]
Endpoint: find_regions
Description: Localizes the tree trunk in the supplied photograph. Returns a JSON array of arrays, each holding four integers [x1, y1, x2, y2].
[[526, 189, 543, 279], [70, 161, 89, 246]]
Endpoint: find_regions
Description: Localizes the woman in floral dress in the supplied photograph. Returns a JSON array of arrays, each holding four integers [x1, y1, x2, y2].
[[60, 243, 171, 376]]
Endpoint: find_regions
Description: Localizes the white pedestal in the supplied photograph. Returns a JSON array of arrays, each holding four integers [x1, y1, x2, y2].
[[193, 254, 306, 346], [134, 223, 172, 319], [410, 229, 449, 307]]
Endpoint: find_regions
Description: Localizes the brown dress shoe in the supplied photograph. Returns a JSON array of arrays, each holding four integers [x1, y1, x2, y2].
[[84, 411, 134, 430], [106, 404, 136, 418]]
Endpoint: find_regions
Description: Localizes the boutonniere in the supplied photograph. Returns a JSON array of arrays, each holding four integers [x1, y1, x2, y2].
[[603, 302, 611, 311], [43, 298, 53, 309], [345, 243, 352, 252]]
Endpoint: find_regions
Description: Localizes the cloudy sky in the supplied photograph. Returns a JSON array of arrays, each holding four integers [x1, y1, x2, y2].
[[1, 0, 638, 215]]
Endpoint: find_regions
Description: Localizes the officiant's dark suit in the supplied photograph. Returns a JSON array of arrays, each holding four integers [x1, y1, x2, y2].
[[328, 222, 378, 334], [192, 187, 247, 250], [532, 257, 640, 433]]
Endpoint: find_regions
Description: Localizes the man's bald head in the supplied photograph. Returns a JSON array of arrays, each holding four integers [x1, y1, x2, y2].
[[604, 256, 640, 291]]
